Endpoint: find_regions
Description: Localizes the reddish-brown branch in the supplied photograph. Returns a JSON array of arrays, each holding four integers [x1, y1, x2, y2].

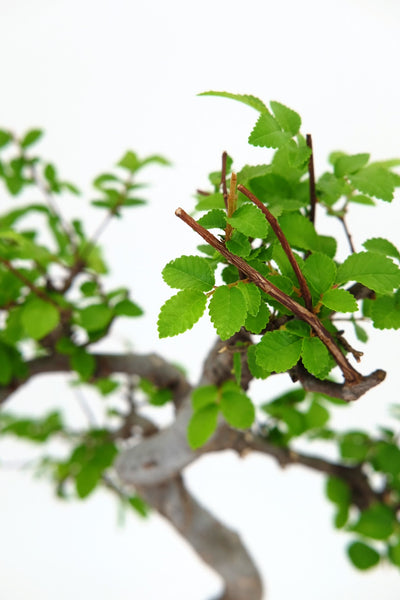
[[306, 134, 317, 224], [237, 184, 313, 312], [175, 206, 366, 385]]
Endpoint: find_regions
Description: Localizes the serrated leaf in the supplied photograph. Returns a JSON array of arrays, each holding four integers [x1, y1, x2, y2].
[[227, 203, 268, 238], [198, 91, 268, 113], [225, 230, 251, 257], [347, 542, 380, 570], [303, 253, 337, 295], [278, 212, 318, 251], [197, 209, 226, 230], [220, 386, 255, 429], [321, 288, 358, 312], [187, 404, 219, 449], [21, 298, 60, 340], [247, 344, 270, 379], [162, 255, 215, 292], [244, 302, 270, 334], [249, 113, 292, 149], [255, 331, 302, 373], [237, 281, 261, 316], [270, 101, 301, 135], [195, 192, 225, 211], [336, 252, 400, 294], [192, 385, 218, 411], [209, 286, 247, 340], [363, 237, 400, 260], [301, 337, 332, 379], [349, 165, 395, 202], [158, 290, 206, 338], [371, 293, 400, 329], [333, 153, 370, 177]]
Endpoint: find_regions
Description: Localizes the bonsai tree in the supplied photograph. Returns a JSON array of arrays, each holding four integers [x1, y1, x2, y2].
[[1, 93, 400, 600]]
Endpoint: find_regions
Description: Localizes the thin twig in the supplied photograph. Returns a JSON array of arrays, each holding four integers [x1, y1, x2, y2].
[[306, 134, 317, 224], [221, 151, 229, 209], [0, 257, 61, 308], [225, 172, 237, 242], [339, 214, 356, 253], [237, 185, 313, 312]]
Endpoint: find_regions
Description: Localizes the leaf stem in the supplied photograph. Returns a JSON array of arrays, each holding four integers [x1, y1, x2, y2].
[[306, 134, 317, 224], [237, 184, 313, 312]]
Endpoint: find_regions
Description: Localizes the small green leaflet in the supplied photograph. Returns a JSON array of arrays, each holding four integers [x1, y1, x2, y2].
[[347, 542, 380, 570], [249, 113, 292, 149], [255, 330, 303, 373], [349, 165, 395, 202], [70, 348, 96, 381], [21, 129, 43, 148], [247, 344, 270, 379], [336, 252, 400, 294], [270, 101, 301, 136], [79, 304, 113, 332], [244, 303, 270, 334], [21, 298, 60, 340], [227, 203, 268, 238], [237, 281, 261, 316], [333, 153, 370, 177], [158, 290, 207, 338], [195, 192, 225, 211], [301, 337, 332, 379], [371, 293, 400, 329], [187, 404, 219, 449], [226, 230, 251, 257], [278, 213, 318, 251], [321, 288, 358, 313], [198, 91, 268, 113], [191, 385, 218, 411], [162, 255, 215, 292], [351, 504, 395, 540], [303, 253, 337, 295], [209, 286, 247, 340], [362, 237, 400, 261], [197, 209, 226, 230], [220, 382, 255, 429], [0, 345, 12, 385]]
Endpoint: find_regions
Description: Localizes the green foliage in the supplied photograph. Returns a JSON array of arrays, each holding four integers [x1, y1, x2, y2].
[[336, 252, 400, 294], [162, 255, 215, 291], [157, 289, 207, 338], [347, 541, 380, 570], [209, 286, 247, 340]]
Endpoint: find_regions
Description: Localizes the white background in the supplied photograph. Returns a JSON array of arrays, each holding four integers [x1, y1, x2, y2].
[[0, 1, 400, 598]]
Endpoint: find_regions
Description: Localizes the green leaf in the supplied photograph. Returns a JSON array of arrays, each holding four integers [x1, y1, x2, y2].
[[226, 230, 251, 257], [247, 344, 270, 379], [0, 130, 12, 148], [192, 385, 219, 411], [333, 153, 370, 177], [158, 290, 206, 338], [270, 101, 301, 136], [162, 255, 215, 292], [326, 476, 351, 506], [95, 377, 119, 396], [128, 495, 149, 518], [76, 464, 101, 499], [198, 91, 268, 113], [370, 292, 400, 329], [372, 442, 400, 477], [278, 213, 318, 251], [197, 209, 226, 230], [340, 431, 370, 461], [244, 302, 270, 334], [362, 237, 400, 261], [255, 331, 303, 373], [348, 541, 380, 570], [249, 113, 292, 149], [209, 286, 247, 340], [113, 299, 143, 317], [321, 288, 358, 312], [21, 298, 60, 340], [351, 504, 395, 540], [305, 400, 330, 429], [220, 382, 255, 429], [195, 192, 225, 211], [20, 129, 43, 148], [227, 204, 268, 238], [187, 404, 219, 449], [0, 345, 13, 385], [118, 151, 140, 172], [237, 282, 261, 316], [388, 540, 400, 567], [349, 165, 395, 202], [70, 348, 96, 381], [303, 253, 337, 295], [336, 252, 400, 294], [301, 337, 332, 379], [79, 304, 113, 332]]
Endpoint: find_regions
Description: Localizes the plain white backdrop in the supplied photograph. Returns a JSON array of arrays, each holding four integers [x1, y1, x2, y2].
[[0, 1, 400, 598]]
